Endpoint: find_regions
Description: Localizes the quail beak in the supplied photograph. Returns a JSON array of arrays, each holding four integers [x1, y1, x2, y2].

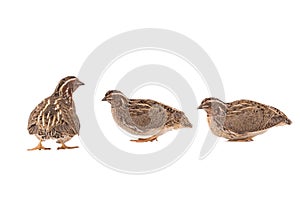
[[102, 97, 107, 101], [197, 104, 203, 109], [77, 80, 85, 86]]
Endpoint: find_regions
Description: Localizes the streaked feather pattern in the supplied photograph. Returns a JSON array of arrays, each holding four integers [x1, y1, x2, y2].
[[199, 98, 291, 141], [27, 76, 83, 149], [103, 90, 192, 142]]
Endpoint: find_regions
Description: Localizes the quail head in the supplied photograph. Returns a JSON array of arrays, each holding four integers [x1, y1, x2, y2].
[[198, 97, 292, 142], [102, 90, 193, 143], [27, 76, 84, 150]]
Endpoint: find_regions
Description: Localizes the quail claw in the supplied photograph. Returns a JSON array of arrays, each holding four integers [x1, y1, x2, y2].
[[27, 140, 51, 151]]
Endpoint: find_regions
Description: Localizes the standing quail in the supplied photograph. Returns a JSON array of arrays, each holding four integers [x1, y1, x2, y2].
[[198, 97, 292, 141], [27, 76, 84, 150], [102, 90, 193, 142]]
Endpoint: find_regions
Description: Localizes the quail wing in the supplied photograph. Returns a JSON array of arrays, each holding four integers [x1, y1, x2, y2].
[[55, 102, 80, 136], [28, 100, 46, 135], [224, 100, 287, 133], [128, 99, 167, 131], [28, 98, 79, 136]]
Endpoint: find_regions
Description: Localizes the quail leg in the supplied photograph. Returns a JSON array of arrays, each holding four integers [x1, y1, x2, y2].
[[130, 135, 159, 143], [228, 137, 254, 142], [27, 140, 51, 151], [57, 142, 79, 150]]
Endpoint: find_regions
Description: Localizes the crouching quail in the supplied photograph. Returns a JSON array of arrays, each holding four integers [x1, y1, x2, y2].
[[27, 76, 84, 150], [198, 97, 292, 142], [102, 90, 193, 143]]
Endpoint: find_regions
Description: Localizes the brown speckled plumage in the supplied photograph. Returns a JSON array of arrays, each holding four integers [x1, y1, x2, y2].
[[102, 90, 192, 142], [27, 76, 84, 150], [198, 97, 292, 141]]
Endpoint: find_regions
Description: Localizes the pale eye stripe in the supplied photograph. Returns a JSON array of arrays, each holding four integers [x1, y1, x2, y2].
[[59, 78, 76, 94]]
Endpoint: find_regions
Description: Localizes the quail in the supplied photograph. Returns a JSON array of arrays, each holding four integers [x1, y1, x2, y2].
[[198, 97, 292, 141], [27, 76, 84, 150], [102, 90, 193, 142]]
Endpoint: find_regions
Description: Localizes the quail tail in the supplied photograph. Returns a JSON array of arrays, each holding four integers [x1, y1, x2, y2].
[[285, 118, 292, 125], [181, 114, 193, 128]]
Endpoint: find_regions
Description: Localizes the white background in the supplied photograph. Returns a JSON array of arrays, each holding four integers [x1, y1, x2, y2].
[[1, 0, 299, 198]]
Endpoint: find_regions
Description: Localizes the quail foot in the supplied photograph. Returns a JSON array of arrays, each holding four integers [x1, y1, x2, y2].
[[198, 97, 292, 142], [27, 76, 84, 150], [102, 90, 193, 143]]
